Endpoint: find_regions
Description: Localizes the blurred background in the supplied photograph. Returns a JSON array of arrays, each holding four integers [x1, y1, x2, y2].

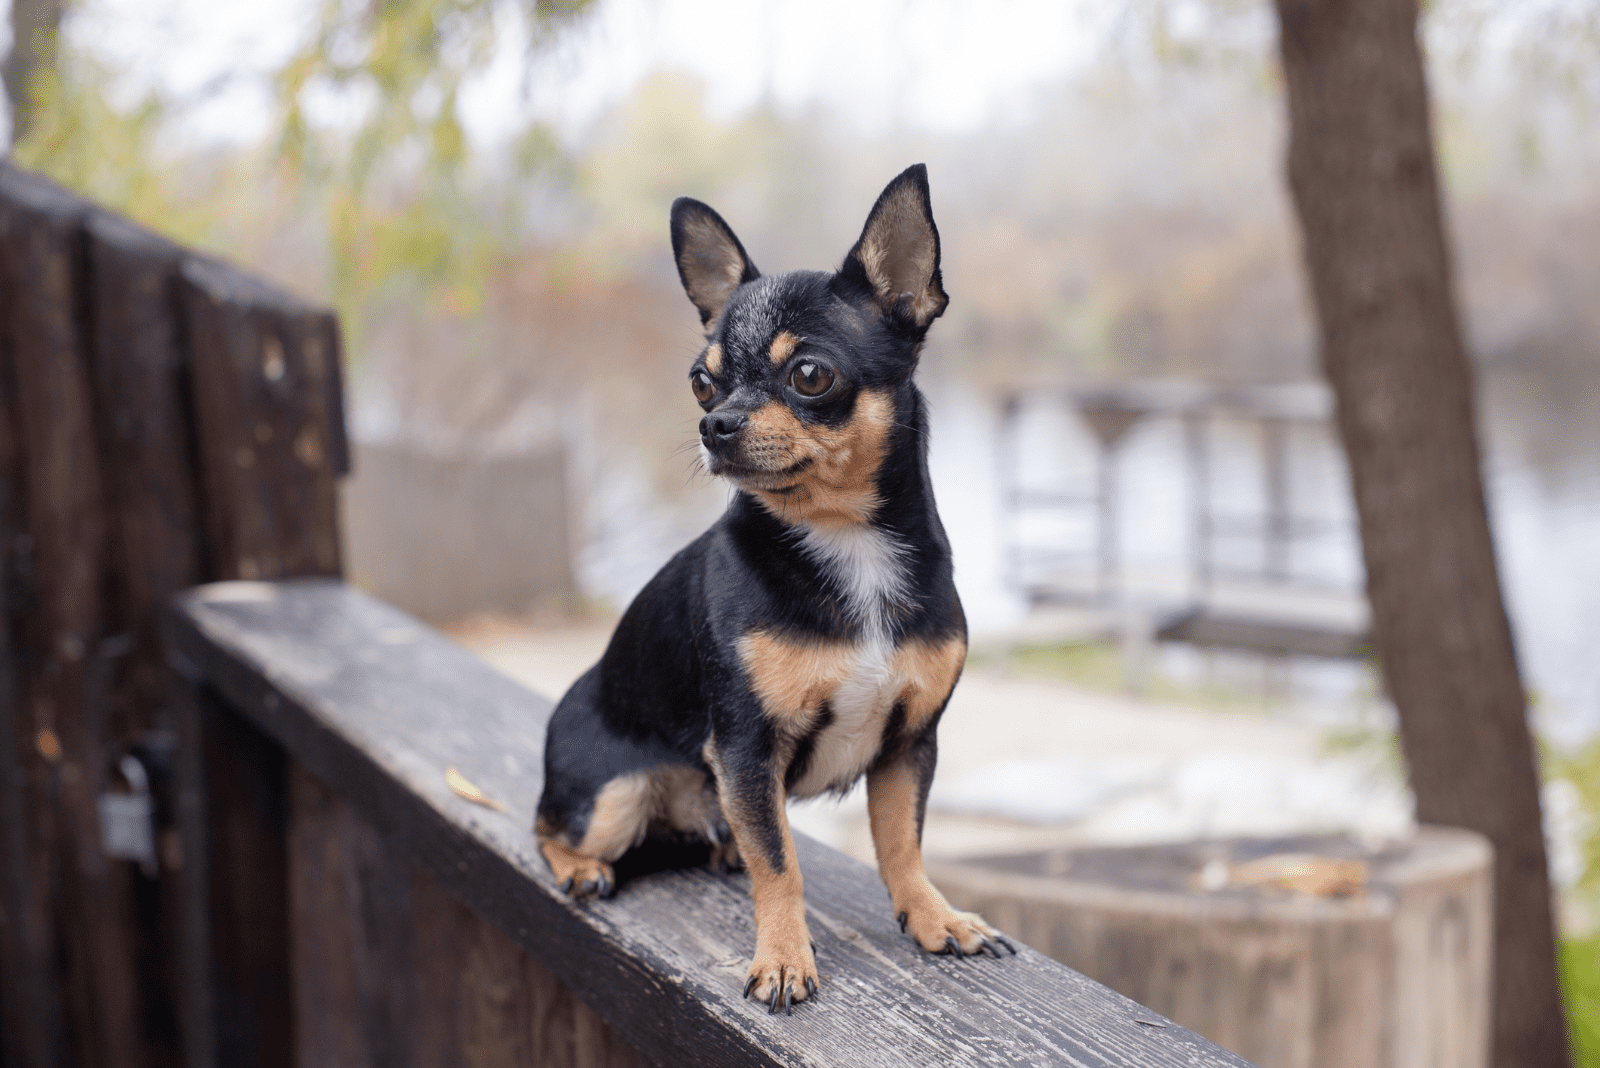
[[9, 0, 1599, 1056]]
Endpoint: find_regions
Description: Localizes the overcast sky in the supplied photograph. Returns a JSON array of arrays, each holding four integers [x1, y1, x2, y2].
[[50, 0, 1139, 149]]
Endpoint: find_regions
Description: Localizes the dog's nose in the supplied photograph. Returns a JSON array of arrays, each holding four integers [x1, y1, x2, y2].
[[700, 410, 747, 446]]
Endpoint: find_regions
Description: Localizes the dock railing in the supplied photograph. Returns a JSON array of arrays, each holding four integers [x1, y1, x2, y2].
[[0, 162, 1257, 1067]]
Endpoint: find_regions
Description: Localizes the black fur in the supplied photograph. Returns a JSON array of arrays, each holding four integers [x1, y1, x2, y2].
[[537, 163, 961, 883]]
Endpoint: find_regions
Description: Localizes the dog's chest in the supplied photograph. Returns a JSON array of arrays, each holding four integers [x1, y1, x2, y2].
[[787, 637, 900, 799]]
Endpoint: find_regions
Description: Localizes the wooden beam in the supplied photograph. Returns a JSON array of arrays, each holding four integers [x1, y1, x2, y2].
[[164, 579, 1259, 1068]]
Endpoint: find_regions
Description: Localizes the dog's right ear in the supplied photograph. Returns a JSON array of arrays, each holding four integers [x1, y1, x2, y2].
[[670, 198, 759, 329]]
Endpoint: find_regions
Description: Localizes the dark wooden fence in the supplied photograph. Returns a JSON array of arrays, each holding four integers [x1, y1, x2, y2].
[[0, 163, 1259, 1067], [0, 163, 344, 1067]]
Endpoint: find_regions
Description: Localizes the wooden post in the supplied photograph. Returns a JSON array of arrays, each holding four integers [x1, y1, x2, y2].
[[82, 205, 203, 1068], [0, 162, 352, 1068], [172, 254, 349, 1067], [0, 161, 146, 1068]]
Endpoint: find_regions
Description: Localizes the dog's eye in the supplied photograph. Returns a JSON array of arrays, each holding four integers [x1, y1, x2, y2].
[[690, 370, 716, 405], [789, 361, 835, 398]]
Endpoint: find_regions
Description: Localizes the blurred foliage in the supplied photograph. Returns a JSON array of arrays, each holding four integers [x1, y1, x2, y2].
[[1564, 935, 1600, 1068], [273, 0, 593, 343], [11, 47, 190, 234], [12, 0, 593, 358]]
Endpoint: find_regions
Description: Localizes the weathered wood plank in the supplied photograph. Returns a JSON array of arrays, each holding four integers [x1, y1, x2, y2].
[[164, 579, 1259, 1068], [0, 222, 61, 1068], [0, 162, 143, 1068], [170, 672, 294, 1068], [291, 764, 643, 1068], [179, 255, 344, 582], [82, 206, 201, 1067], [174, 246, 350, 1068]]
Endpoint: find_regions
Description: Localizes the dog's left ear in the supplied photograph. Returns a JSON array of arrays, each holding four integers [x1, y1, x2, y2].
[[842, 163, 949, 330]]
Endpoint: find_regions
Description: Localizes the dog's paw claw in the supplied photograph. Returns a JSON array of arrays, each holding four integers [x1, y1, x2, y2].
[[898, 901, 1012, 959], [744, 947, 819, 1015]]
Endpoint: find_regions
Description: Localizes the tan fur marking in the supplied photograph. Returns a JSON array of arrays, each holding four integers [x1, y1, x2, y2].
[[767, 330, 800, 366], [867, 761, 929, 900], [868, 759, 1002, 954], [704, 342, 723, 375], [890, 635, 967, 732], [741, 389, 895, 526], [577, 772, 653, 861], [738, 632, 857, 731], [542, 764, 723, 868]]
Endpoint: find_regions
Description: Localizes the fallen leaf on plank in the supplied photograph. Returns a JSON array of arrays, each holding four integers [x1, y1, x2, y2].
[[445, 766, 507, 812]]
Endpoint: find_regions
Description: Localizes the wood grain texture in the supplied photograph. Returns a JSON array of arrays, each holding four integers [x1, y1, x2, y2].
[[174, 242, 350, 1068], [291, 764, 644, 1068], [83, 206, 200, 1067], [180, 255, 345, 583], [164, 579, 1259, 1068], [0, 162, 144, 1068], [170, 670, 295, 1068]]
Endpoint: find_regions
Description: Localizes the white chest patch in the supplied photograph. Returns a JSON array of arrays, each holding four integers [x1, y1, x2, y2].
[[786, 523, 917, 799], [796, 522, 909, 640], [788, 636, 898, 799]]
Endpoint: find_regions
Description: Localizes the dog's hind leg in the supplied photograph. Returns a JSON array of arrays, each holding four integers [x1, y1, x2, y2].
[[537, 771, 654, 898]]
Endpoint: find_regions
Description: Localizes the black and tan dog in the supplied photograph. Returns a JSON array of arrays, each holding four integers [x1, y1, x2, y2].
[[535, 164, 1012, 1014]]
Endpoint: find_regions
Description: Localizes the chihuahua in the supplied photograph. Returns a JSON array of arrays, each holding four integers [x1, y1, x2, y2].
[[535, 164, 1011, 1015]]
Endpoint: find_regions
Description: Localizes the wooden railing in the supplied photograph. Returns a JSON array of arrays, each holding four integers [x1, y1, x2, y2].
[[164, 578, 1256, 1067], [0, 162, 1257, 1067]]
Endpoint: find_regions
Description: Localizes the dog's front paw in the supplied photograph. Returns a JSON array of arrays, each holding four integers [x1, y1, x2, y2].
[[897, 898, 1015, 958], [743, 937, 818, 1015]]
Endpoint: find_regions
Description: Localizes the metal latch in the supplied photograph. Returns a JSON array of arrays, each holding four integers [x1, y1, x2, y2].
[[98, 754, 158, 877]]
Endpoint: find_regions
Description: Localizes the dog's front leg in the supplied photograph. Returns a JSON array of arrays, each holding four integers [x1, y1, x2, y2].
[[867, 733, 1014, 958], [705, 736, 818, 1013]]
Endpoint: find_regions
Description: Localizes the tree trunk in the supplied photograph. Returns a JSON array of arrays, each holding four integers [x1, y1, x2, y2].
[[1272, 1, 1570, 1066], [3, 0, 65, 146]]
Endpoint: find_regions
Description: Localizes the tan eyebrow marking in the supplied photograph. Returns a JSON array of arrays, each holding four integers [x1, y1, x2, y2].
[[704, 342, 723, 375], [768, 330, 800, 367]]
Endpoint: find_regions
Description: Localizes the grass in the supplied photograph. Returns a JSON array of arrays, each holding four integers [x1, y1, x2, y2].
[[1565, 936, 1600, 1066], [976, 638, 1286, 715]]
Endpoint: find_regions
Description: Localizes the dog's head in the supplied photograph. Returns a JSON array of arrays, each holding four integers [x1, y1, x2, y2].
[[671, 164, 949, 526]]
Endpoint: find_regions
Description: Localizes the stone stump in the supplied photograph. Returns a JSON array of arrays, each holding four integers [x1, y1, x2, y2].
[[928, 827, 1491, 1068]]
